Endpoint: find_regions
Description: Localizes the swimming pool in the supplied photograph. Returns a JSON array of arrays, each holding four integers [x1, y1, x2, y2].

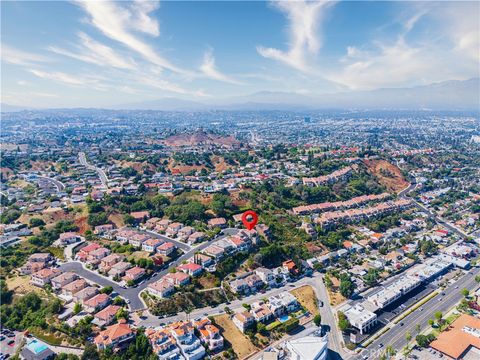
[[279, 315, 290, 323], [27, 339, 49, 354]]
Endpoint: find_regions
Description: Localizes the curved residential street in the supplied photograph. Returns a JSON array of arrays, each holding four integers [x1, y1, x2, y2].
[[60, 228, 239, 311]]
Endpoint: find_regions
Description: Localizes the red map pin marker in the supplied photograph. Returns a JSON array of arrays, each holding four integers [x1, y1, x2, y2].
[[242, 210, 258, 230]]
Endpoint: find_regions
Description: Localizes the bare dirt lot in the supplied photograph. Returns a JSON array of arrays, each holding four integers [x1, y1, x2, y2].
[[6, 275, 47, 297], [290, 285, 319, 315], [214, 314, 258, 359], [364, 159, 410, 193]]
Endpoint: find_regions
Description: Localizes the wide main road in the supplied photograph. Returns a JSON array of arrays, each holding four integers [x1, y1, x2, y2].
[[355, 267, 480, 359], [60, 228, 239, 311]]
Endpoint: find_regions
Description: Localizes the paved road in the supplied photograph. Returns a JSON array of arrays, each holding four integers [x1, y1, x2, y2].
[[314, 275, 349, 359], [59, 228, 239, 311], [37, 175, 65, 191], [142, 229, 191, 252], [398, 175, 468, 240], [138, 273, 323, 327], [353, 267, 480, 359], [79, 152, 109, 188]]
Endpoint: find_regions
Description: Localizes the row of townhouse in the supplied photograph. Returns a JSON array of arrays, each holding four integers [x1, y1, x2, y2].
[[146, 318, 224, 360], [76, 242, 146, 284], [302, 166, 352, 187], [29, 267, 121, 319], [233, 292, 299, 333], [144, 218, 206, 245], [291, 192, 391, 215], [316, 199, 413, 229], [115, 228, 177, 255], [202, 230, 256, 261]]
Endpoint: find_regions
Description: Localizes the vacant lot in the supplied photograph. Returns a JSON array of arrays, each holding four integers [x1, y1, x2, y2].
[[7, 275, 46, 296], [214, 314, 258, 359], [290, 285, 319, 315], [364, 159, 409, 193]]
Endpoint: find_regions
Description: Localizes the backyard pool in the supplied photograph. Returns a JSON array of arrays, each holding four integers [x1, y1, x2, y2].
[[27, 339, 49, 354]]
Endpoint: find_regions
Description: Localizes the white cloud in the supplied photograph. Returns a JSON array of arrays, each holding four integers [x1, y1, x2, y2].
[[28, 69, 109, 91], [200, 50, 243, 85], [330, 2, 479, 90], [48, 32, 137, 70], [2, 44, 50, 66], [75, 0, 188, 74], [257, 0, 334, 72]]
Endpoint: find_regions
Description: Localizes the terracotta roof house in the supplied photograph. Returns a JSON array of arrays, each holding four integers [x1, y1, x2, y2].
[[164, 272, 190, 286], [62, 279, 88, 297], [94, 305, 121, 326], [147, 280, 175, 298], [83, 293, 110, 313], [51, 271, 78, 290], [30, 268, 62, 287], [73, 286, 99, 303], [208, 217, 227, 229], [123, 266, 146, 283], [94, 320, 135, 350], [233, 311, 255, 333], [130, 211, 150, 223], [157, 242, 175, 256], [176, 263, 203, 277]]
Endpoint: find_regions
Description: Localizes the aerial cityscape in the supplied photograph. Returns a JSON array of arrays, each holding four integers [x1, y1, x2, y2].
[[1, 1, 479, 360]]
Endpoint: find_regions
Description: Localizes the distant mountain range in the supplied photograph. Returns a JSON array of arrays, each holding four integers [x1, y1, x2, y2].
[[2, 78, 479, 112], [111, 78, 480, 111]]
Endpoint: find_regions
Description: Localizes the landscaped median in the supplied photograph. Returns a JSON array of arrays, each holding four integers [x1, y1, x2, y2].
[[361, 290, 439, 348], [393, 291, 439, 324]]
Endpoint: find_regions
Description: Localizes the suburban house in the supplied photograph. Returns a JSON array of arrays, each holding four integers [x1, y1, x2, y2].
[[166, 222, 183, 237], [30, 268, 62, 287], [187, 232, 205, 245], [208, 217, 227, 229], [51, 271, 78, 290], [147, 280, 175, 298], [83, 293, 110, 313], [93, 305, 121, 326], [194, 319, 224, 352], [157, 242, 176, 256], [164, 272, 190, 287], [142, 238, 163, 253], [176, 263, 203, 277], [123, 266, 146, 283], [94, 320, 135, 350], [233, 311, 255, 333], [108, 261, 132, 278], [62, 279, 88, 297], [73, 286, 99, 303]]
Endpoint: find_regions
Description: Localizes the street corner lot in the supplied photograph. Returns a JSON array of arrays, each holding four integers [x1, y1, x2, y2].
[[214, 314, 258, 360], [290, 285, 319, 316]]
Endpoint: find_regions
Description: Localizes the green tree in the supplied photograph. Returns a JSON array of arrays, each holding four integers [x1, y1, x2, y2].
[[29, 218, 45, 228], [0, 280, 13, 304], [314, 314, 322, 327], [461, 288, 470, 298], [100, 286, 113, 294], [337, 311, 350, 332], [81, 343, 99, 360], [73, 302, 82, 315], [405, 331, 412, 342]]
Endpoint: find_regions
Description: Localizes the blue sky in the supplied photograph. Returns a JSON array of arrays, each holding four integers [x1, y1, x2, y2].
[[1, 1, 479, 108]]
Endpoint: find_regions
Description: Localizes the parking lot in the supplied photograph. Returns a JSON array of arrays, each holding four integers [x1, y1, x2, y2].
[[0, 328, 22, 358]]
